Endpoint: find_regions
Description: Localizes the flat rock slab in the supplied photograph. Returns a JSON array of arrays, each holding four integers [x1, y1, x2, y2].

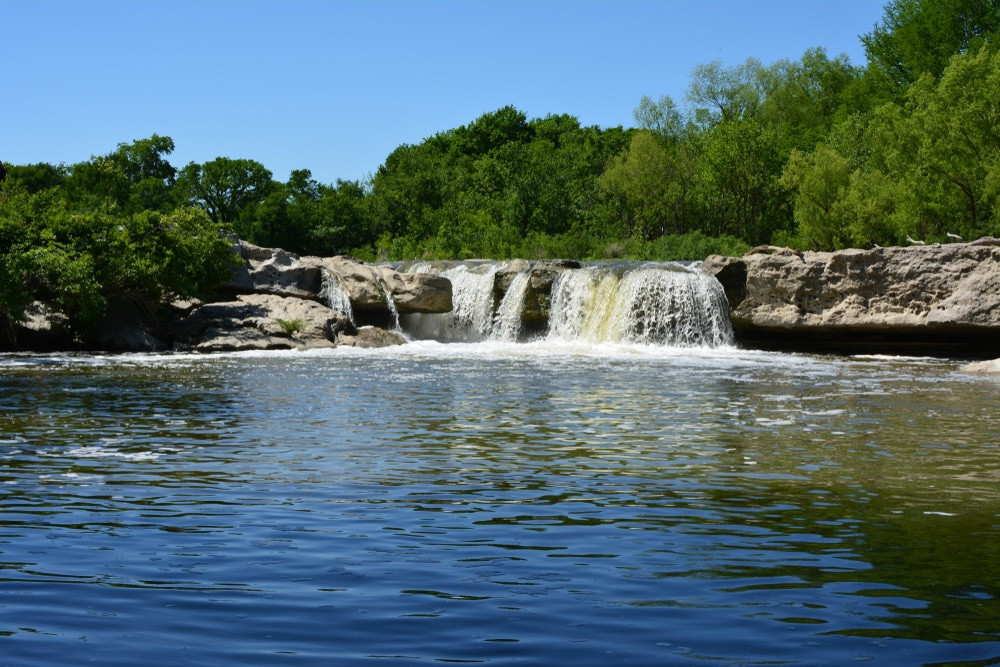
[[704, 242, 1000, 356], [172, 293, 353, 352]]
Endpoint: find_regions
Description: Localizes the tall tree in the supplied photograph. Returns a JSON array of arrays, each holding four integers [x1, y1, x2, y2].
[[687, 58, 767, 125], [694, 118, 787, 243], [66, 134, 178, 213], [758, 48, 860, 153], [177, 157, 274, 231], [862, 0, 1000, 95]]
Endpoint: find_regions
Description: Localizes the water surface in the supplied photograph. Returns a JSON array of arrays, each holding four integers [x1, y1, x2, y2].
[[1, 344, 998, 665]]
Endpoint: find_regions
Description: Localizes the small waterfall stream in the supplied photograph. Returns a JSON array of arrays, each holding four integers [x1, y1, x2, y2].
[[403, 263, 501, 342], [320, 269, 355, 325], [400, 260, 734, 347], [492, 271, 530, 342], [373, 273, 401, 332]]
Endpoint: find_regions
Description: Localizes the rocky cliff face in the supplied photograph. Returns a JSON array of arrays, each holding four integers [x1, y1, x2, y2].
[[703, 241, 1000, 357]]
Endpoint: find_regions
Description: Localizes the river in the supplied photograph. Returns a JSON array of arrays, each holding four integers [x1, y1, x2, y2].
[[1, 341, 998, 665]]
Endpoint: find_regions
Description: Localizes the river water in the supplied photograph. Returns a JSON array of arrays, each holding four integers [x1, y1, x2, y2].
[[1, 342, 998, 666]]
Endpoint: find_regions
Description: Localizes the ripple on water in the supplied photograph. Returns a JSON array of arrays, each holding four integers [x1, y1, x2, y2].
[[0, 348, 998, 665]]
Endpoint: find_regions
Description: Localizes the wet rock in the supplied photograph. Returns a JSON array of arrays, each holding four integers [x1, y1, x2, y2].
[[336, 326, 408, 348]]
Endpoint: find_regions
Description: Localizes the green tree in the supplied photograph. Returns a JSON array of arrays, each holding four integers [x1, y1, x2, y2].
[[65, 134, 178, 213], [759, 48, 860, 153], [600, 131, 697, 240], [310, 179, 376, 255], [903, 42, 1000, 236], [862, 0, 1000, 96], [1, 173, 235, 344], [633, 95, 685, 139], [688, 58, 767, 125], [450, 105, 533, 156], [693, 118, 787, 243], [779, 144, 853, 249], [4, 162, 67, 194], [177, 157, 275, 233]]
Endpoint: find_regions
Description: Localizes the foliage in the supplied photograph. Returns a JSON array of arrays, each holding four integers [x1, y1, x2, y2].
[[0, 173, 235, 343], [642, 231, 751, 261], [64, 134, 178, 214], [176, 157, 274, 229], [862, 0, 1000, 96], [782, 41, 1000, 249], [275, 318, 305, 335]]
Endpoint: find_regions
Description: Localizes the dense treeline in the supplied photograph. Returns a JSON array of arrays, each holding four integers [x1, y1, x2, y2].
[[3, 0, 999, 342]]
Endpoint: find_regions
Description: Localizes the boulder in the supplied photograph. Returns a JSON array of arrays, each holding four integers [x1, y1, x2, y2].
[[312, 255, 452, 316], [337, 326, 408, 348], [960, 358, 1000, 375], [171, 293, 354, 352], [703, 242, 1000, 356], [227, 240, 321, 298]]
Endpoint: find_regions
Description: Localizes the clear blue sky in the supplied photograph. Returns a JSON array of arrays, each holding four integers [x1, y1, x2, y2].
[[6, 0, 887, 185]]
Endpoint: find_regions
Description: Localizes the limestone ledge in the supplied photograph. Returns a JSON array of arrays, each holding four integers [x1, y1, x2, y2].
[[704, 239, 1000, 359]]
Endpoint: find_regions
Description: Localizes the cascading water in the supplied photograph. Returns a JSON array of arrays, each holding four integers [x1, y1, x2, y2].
[[320, 270, 355, 325], [373, 273, 401, 332], [400, 260, 734, 347], [402, 263, 501, 342], [492, 271, 530, 342], [547, 264, 733, 346]]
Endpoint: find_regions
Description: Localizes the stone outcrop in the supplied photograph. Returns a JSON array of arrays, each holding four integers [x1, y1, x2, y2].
[[160, 241, 454, 352], [486, 258, 581, 326], [227, 243, 322, 299], [315, 255, 452, 315], [703, 241, 1000, 357], [226, 241, 453, 317], [171, 293, 355, 352]]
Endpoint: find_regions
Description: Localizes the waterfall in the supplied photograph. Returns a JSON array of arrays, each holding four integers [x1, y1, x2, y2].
[[320, 270, 354, 325], [402, 263, 500, 342], [548, 264, 733, 346], [404, 262, 527, 342], [373, 273, 401, 332], [492, 271, 529, 342], [400, 260, 733, 347]]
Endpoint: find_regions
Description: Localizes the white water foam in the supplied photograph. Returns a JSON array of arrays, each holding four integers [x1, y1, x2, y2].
[[492, 271, 530, 342]]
